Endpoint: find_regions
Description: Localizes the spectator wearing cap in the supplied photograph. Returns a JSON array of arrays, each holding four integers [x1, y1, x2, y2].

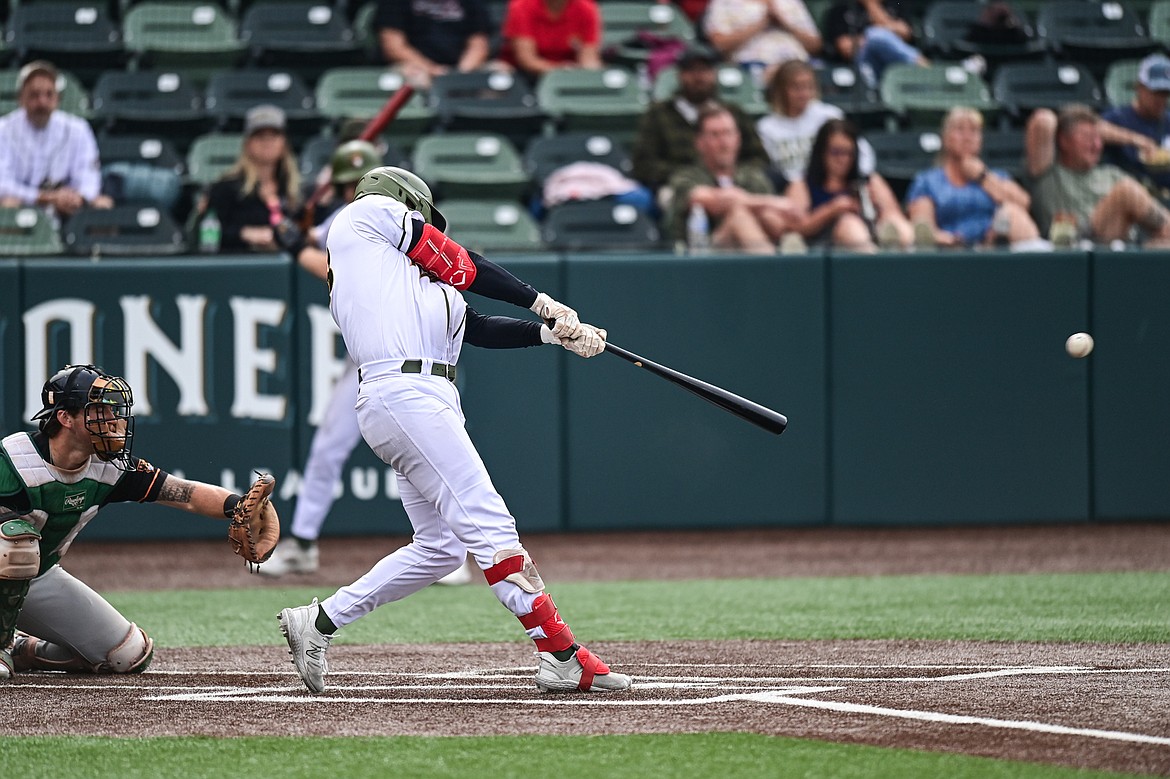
[[202, 104, 303, 253], [375, 0, 492, 90], [1025, 103, 1170, 247], [0, 60, 113, 220], [1101, 53, 1170, 195], [631, 43, 769, 198], [499, 0, 602, 80]]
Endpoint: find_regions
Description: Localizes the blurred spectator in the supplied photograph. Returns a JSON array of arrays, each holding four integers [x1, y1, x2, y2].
[[376, 0, 492, 89], [786, 118, 911, 251], [703, 0, 821, 81], [0, 60, 113, 221], [666, 105, 801, 253], [1025, 104, 1170, 247], [755, 59, 873, 188], [672, 0, 711, 25], [294, 139, 380, 279], [632, 43, 768, 195], [499, 0, 602, 80], [204, 105, 303, 253], [1101, 53, 1170, 196], [823, 0, 927, 86], [907, 107, 1043, 250]]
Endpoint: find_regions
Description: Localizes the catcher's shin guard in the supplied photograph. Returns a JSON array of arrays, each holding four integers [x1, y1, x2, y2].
[[13, 623, 153, 674], [0, 578, 31, 654]]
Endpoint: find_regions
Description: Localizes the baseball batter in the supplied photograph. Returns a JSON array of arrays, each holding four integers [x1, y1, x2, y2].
[[278, 167, 631, 694], [263, 141, 472, 585], [1, 364, 275, 679]]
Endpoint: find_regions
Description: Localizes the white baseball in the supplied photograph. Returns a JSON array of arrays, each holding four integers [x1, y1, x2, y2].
[[1066, 332, 1094, 359]]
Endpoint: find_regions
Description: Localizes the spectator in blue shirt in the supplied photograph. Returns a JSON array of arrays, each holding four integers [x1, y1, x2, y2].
[[1101, 53, 1170, 195], [907, 106, 1042, 248]]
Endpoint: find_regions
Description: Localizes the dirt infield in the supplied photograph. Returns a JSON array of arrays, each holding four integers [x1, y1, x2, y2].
[[10, 523, 1170, 775]]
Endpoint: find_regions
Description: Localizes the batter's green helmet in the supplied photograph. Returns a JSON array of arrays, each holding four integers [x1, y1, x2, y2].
[[354, 166, 446, 231], [330, 140, 381, 185]]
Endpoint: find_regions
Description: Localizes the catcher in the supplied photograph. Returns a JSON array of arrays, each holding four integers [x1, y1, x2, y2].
[[0, 364, 278, 679]]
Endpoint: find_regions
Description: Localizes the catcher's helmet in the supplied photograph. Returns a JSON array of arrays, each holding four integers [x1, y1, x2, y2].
[[330, 140, 381, 185], [354, 165, 446, 231], [32, 364, 136, 470]]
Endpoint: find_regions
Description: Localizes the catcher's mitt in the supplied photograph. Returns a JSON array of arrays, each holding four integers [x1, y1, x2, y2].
[[229, 473, 280, 570]]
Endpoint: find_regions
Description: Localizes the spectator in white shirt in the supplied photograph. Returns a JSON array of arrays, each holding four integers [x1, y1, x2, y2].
[[0, 60, 112, 220]]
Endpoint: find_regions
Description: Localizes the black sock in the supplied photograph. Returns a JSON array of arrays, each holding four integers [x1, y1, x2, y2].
[[551, 643, 578, 661], [314, 608, 337, 635], [293, 536, 315, 552]]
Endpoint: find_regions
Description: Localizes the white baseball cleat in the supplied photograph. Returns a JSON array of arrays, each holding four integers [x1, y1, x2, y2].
[[534, 646, 632, 693], [278, 598, 333, 694], [434, 556, 476, 586], [258, 541, 319, 577]]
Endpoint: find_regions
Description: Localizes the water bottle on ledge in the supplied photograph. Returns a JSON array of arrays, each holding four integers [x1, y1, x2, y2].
[[686, 203, 710, 256], [198, 210, 221, 254]]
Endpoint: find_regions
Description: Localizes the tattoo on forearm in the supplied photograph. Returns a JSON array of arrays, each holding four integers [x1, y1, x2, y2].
[[1144, 204, 1168, 233], [159, 480, 194, 504]]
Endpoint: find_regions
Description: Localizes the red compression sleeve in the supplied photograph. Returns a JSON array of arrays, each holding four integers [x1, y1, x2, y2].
[[406, 222, 478, 290]]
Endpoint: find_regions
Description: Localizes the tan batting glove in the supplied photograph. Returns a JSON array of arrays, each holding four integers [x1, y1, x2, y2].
[[562, 324, 607, 358], [531, 291, 581, 339]]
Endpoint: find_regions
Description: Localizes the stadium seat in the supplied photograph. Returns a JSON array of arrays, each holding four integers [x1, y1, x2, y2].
[[6, 2, 125, 86], [863, 129, 942, 202], [1037, 0, 1155, 78], [1104, 58, 1141, 109], [90, 70, 209, 152], [523, 132, 634, 188], [350, 1, 380, 62], [297, 131, 409, 187], [814, 64, 887, 130], [239, 1, 363, 83], [411, 133, 529, 201], [599, 1, 696, 68], [428, 69, 545, 149], [0, 66, 90, 117], [1149, 0, 1170, 48], [98, 134, 184, 173], [921, 1, 1045, 64], [314, 67, 433, 148], [536, 67, 648, 145], [186, 132, 244, 186], [979, 128, 1027, 182], [98, 134, 186, 213], [205, 68, 322, 142], [992, 62, 1103, 124], [438, 199, 544, 253], [541, 199, 661, 251], [62, 204, 187, 256], [653, 63, 768, 117], [0, 206, 63, 256], [879, 63, 996, 129], [122, 1, 246, 87]]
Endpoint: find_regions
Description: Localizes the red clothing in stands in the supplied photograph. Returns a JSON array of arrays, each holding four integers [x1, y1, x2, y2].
[[500, 0, 601, 68]]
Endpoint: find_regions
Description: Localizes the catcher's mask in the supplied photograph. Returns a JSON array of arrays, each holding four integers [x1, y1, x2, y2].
[[354, 165, 446, 231], [32, 364, 136, 470], [330, 140, 381, 185]]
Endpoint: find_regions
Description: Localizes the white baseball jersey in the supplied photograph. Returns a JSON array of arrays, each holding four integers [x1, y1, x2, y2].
[[0, 108, 103, 203], [326, 195, 468, 369]]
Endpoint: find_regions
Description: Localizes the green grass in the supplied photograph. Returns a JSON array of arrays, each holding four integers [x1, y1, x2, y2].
[[106, 572, 1170, 647], [0, 733, 1138, 779], [12, 571, 1167, 779]]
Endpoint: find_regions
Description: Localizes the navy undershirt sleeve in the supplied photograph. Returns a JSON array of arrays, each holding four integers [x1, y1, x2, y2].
[[463, 306, 543, 348]]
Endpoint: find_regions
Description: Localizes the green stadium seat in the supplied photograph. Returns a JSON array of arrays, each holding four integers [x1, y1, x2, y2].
[[536, 67, 648, 145], [653, 63, 768, 117], [90, 70, 209, 152], [204, 68, 323, 142], [62, 204, 187, 256], [438, 199, 544, 253], [98, 134, 184, 173], [814, 64, 887, 130], [1037, 0, 1156, 78], [6, 2, 126, 86], [186, 132, 243, 186], [0, 66, 90, 117], [921, 1, 1045, 64], [863, 129, 941, 202], [411, 133, 529, 201], [314, 67, 433, 148], [0, 206, 63, 256], [523, 132, 633, 188], [600, 1, 695, 68], [1104, 58, 1141, 109], [992, 62, 1103, 124], [428, 69, 544, 149], [879, 63, 996, 129], [541, 199, 661, 251], [239, 1, 363, 84], [122, 1, 246, 87], [1149, 0, 1170, 48]]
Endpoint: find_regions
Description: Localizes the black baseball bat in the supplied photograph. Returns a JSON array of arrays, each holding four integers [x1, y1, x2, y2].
[[604, 342, 787, 435]]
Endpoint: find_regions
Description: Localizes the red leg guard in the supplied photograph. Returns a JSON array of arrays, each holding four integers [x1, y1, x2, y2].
[[573, 646, 611, 692], [518, 593, 575, 652]]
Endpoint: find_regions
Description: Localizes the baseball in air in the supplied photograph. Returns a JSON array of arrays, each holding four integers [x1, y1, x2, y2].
[[1066, 332, 1094, 358]]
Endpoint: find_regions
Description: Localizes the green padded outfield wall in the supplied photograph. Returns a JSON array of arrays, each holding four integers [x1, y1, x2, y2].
[[1091, 250, 1170, 520], [291, 255, 564, 536], [829, 250, 1091, 525], [0, 261, 20, 435], [562, 252, 826, 530], [20, 257, 297, 540]]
